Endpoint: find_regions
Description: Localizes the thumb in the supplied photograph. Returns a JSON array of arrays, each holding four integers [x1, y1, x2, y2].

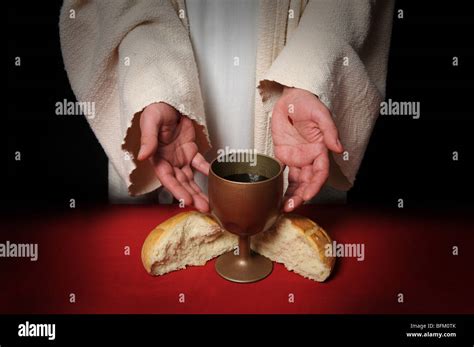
[[313, 108, 343, 154], [137, 107, 162, 161]]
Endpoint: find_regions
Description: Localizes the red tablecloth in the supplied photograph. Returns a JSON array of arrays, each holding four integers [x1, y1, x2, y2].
[[0, 205, 472, 314]]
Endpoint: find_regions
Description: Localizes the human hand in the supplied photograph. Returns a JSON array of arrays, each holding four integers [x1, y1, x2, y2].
[[271, 87, 344, 212], [138, 102, 210, 212]]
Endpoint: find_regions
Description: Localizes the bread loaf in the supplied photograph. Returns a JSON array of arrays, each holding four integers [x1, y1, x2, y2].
[[141, 211, 335, 281]]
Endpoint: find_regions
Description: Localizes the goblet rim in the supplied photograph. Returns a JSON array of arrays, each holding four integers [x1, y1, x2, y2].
[[209, 153, 284, 186]]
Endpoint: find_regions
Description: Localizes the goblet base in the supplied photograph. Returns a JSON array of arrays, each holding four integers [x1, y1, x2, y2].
[[215, 250, 273, 283]]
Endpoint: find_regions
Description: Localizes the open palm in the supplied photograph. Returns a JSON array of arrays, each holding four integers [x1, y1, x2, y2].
[[271, 87, 343, 212], [138, 102, 210, 212]]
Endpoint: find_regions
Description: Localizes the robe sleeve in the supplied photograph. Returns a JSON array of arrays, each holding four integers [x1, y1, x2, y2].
[[59, 0, 210, 196], [258, 0, 395, 190]]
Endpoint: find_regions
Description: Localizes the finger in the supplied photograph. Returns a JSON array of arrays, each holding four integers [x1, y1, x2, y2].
[[191, 153, 210, 176], [311, 105, 343, 153], [191, 194, 210, 213], [283, 176, 306, 212], [283, 167, 301, 199], [298, 165, 315, 183], [153, 159, 193, 205], [284, 195, 304, 212], [174, 167, 199, 196], [174, 167, 191, 185], [138, 108, 161, 161], [283, 167, 304, 212], [175, 167, 209, 212], [181, 166, 195, 181], [181, 166, 207, 200], [302, 155, 329, 201], [199, 191, 209, 204], [302, 174, 327, 201], [182, 166, 208, 203]]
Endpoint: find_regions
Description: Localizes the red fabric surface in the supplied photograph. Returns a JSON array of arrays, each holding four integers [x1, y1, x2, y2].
[[0, 205, 472, 314]]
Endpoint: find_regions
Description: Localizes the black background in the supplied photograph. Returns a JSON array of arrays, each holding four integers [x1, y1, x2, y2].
[[6, 0, 474, 211], [0, 314, 472, 346]]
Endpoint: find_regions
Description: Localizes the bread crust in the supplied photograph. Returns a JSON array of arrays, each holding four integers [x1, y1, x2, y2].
[[284, 214, 335, 271], [141, 211, 219, 273]]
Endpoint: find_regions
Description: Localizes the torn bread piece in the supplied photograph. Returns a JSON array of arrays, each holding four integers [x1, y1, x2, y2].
[[141, 211, 237, 276], [252, 214, 335, 282]]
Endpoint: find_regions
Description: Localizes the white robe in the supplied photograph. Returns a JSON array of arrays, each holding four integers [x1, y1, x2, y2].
[[59, 0, 394, 203]]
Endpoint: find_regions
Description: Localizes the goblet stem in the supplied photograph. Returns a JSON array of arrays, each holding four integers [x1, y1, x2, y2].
[[238, 235, 251, 261], [215, 233, 272, 283]]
